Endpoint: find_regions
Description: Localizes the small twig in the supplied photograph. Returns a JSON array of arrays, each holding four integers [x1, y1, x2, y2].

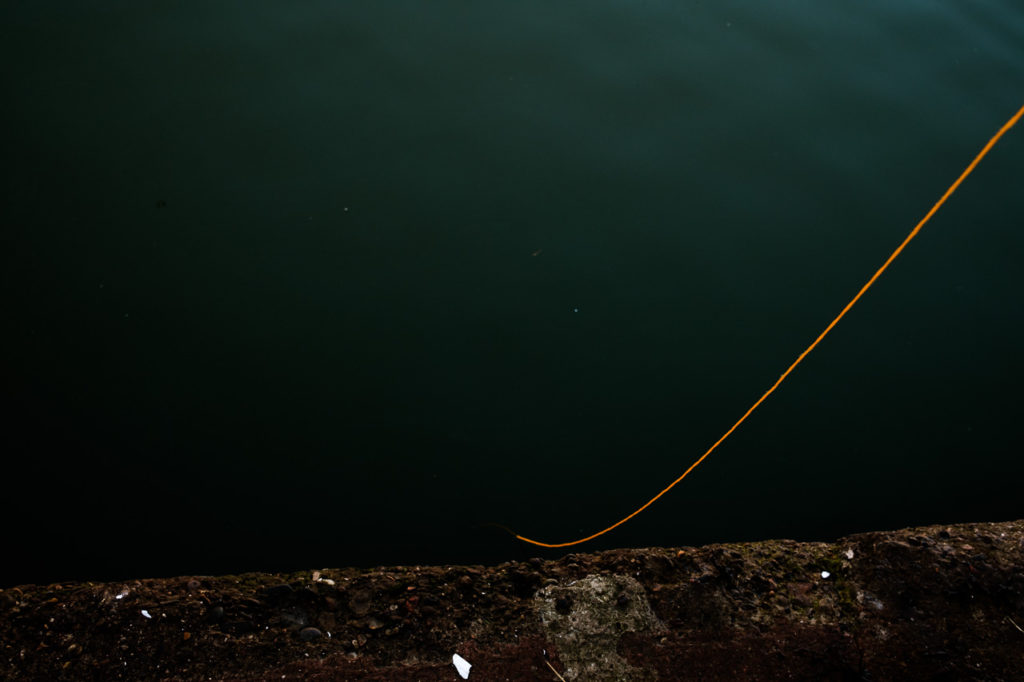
[[544, 658, 567, 682], [1007, 616, 1024, 634]]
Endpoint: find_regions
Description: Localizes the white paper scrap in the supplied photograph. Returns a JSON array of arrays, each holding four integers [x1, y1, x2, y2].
[[141, 610, 152, 619], [452, 653, 472, 679], [820, 571, 831, 579]]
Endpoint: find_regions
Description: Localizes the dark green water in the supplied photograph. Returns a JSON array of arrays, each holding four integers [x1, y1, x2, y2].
[[3, 1, 1023, 586]]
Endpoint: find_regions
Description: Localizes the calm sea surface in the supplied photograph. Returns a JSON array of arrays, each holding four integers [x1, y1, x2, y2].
[[3, 0, 1023, 585]]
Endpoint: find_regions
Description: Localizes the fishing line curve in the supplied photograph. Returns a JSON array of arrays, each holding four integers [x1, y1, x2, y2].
[[514, 103, 1024, 549]]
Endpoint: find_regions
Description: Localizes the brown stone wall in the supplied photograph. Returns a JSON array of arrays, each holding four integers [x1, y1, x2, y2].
[[2, 519, 1022, 680]]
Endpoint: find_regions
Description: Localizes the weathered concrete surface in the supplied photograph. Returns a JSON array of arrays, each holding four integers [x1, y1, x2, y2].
[[2, 519, 1022, 680]]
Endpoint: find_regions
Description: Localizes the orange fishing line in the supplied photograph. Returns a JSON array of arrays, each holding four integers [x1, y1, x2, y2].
[[515, 103, 1024, 549]]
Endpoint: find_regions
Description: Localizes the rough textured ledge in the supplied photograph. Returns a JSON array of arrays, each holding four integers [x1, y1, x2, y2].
[[2, 519, 1023, 680]]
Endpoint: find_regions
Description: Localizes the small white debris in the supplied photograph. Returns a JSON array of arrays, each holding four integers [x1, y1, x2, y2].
[[312, 570, 336, 586], [844, 548, 854, 560], [452, 653, 472, 679], [141, 610, 152, 619], [820, 571, 831, 579]]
